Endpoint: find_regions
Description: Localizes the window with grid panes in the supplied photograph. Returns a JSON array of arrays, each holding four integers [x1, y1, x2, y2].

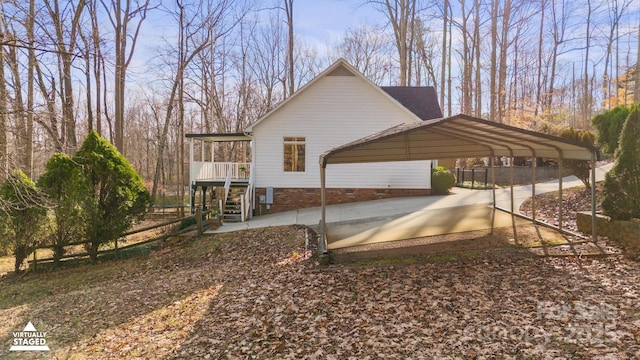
[[283, 137, 305, 172]]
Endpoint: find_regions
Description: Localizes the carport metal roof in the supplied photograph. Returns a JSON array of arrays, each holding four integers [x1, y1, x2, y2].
[[318, 114, 599, 254], [320, 114, 597, 166]]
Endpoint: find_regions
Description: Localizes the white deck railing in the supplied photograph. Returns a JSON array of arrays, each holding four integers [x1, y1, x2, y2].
[[241, 163, 255, 221], [190, 161, 251, 182]]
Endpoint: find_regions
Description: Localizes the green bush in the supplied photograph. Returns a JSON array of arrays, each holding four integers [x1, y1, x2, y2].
[[431, 166, 456, 195], [602, 106, 640, 220], [0, 170, 47, 273], [74, 131, 151, 261], [559, 128, 596, 187], [592, 104, 638, 155], [38, 153, 87, 265], [179, 216, 197, 230]]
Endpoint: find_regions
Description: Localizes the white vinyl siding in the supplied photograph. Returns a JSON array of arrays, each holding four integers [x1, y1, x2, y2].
[[252, 72, 431, 189]]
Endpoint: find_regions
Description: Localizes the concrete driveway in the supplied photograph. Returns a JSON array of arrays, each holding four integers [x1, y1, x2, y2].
[[207, 163, 612, 250]]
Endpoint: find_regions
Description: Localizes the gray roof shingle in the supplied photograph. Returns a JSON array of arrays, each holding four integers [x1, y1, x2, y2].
[[381, 86, 443, 120]]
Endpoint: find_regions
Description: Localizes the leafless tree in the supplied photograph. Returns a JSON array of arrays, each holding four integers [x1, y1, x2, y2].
[[332, 25, 391, 85], [367, 0, 421, 86], [99, 0, 151, 153], [284, 0, 295, 97], [150, 0, 237, 211]]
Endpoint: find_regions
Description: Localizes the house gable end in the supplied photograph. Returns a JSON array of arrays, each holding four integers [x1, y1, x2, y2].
[[245, 59, 425, 132]]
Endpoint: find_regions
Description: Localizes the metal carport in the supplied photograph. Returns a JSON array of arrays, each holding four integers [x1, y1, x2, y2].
[[318, 114, 599, 254]]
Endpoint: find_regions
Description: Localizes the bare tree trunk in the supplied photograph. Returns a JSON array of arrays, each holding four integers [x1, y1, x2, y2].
[[33, 59, 64, 152], [25, 0, 35, 176], [635, 26, 640, 103], [284, 0, 294, 96], [447, 16, 452, 116], [150, 0, 232, 207], [603, 0, 632, 108], [497, 0, 511, 124], [534, 0, 545, 116], [489, 0, 498, 122], [381, 0, 418, 86], [582, 0, 591, 128], [6, 43, 30, 170], [43, 0, 85, 153], [101, 0, 150, 153], [460, 0, 471, 114], [88, 0, 104, 135], [473, 0, 481, 118], [440, 0, 448, 112], [546, 0, 568, 119], [0, 20, 7, 180]]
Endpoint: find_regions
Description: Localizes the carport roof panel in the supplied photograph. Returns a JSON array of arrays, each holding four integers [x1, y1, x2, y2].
[[320, 114, 597, 166]]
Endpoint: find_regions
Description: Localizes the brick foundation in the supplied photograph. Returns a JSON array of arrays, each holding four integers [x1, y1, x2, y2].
[[253, 187, 431, 215]]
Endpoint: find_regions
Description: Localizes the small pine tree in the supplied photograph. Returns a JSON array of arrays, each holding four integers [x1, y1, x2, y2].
[[38, 153, 88, 265], [73, 131, 151, 260], [602, 106, 640, 220], [0, 170, 47, 273]]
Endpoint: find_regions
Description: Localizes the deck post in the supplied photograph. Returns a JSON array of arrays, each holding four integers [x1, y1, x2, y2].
[[196, 208, 202, 236], [189, 137, 194, 187], [190, 185, 196, 215]]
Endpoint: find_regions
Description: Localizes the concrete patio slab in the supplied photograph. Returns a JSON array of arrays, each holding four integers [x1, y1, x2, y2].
[[327, 205, 527, 250], [206, 163, 613, 251]]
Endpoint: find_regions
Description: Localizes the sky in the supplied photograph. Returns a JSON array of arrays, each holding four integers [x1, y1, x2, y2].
[[129, 0, 386, 89], [293, 0, 383, 50], [139, 0, 384, 60]]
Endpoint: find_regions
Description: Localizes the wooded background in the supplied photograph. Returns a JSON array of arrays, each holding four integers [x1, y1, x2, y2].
[[0, 0, 638, 203]]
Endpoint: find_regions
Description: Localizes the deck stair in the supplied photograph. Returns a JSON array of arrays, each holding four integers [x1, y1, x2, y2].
[[223, 183, 248, 222]]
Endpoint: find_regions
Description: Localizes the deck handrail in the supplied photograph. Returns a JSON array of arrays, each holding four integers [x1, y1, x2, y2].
[[242, 163, 255, 221], [191, 161, 251, 181], [223, 166, 232, 208]]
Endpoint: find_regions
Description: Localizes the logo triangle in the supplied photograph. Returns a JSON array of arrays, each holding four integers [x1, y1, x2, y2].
[[23, 321, 37, 332]]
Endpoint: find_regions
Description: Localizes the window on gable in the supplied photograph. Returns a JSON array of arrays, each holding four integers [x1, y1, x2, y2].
[[284, 137, 305, 172]]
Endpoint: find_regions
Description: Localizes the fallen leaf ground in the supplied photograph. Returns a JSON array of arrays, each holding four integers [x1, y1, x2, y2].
[[2, 185, 640, 359]]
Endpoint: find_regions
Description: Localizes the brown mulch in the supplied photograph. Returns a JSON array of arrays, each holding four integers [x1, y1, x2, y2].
[[520, 183, 603, 234]]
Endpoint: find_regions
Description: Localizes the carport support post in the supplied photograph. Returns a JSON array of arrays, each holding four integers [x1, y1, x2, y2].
[[591, 151, 597, 242], [558, 157, 564, 232], [531, 153, 536, 223], [490, 156, 496, 234], [510, 154, 518, 243], [320, 165, 328, 254]]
